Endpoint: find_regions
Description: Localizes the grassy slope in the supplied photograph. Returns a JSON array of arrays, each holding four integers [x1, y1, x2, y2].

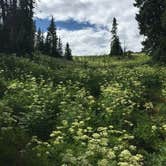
[[0, 53, 166, 166]]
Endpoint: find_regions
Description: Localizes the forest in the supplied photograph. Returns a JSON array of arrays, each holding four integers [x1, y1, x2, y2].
[[0, 0, 166, 166]]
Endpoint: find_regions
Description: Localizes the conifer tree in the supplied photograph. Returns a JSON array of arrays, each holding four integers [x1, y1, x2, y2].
[[0, 0, 13, 52], [36, 28, 44, 53], [57, 37, 63, 57], [0, 0, 35, 56], [64, 43, 72, 60], [18, 0, 35, 55], [110, 18, 123, 56], [47, 16, 58, 57], [134, 0, 166, 62], [44, 32, 51, 54], [40, 31, 45, 53]]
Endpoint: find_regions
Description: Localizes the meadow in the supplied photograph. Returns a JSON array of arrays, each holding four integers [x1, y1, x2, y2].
[[0, 53, 166, 166]]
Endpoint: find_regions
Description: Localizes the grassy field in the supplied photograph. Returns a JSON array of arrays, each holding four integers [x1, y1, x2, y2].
[[0, 53, 166, 166]]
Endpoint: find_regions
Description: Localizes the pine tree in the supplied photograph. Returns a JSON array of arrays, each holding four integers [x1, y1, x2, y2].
[[40, 31, 45, 53], [110, 18, 123, 56], [134, 0, 166, 62], [36, 28, 44, 53], [18, 0, 35, 56], [0, 0, 35, 56], [57, 37, 63, 57], [44, 32, 51, 54], [0, 0, 12, 52], [47, 16, 58, 57], [65, 43, 72, 61]]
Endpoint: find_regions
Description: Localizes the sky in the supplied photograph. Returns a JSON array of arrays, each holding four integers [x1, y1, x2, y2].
[[35, 0, 143, 56]]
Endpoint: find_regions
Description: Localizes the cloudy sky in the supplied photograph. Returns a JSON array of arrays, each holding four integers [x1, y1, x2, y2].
[[35, 0, 143, 55]]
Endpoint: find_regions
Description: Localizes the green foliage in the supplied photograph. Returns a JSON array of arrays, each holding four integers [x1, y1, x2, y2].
[[110, 18, 123, 56], [65, 43, 73, 60], [46, 16, 61, 58], [36, 28, 45, 54], [0, 78, 7, 98], [0, 53, 165, 165], [0, 0, 35, 55], [134, 0, 166, 63]]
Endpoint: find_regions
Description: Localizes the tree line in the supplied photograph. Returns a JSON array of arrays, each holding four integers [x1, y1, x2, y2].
[[0, 0, 166, 63], [110, 0, 166, 63], [0, 0, 72, 60], [0, 0, 35, 56], [35, 16, 72, 60], [135, 0, 166, 63]]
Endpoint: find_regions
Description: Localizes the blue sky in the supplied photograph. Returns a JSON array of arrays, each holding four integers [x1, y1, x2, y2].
[[35, 18, 98, 31], [35, 0, 143, 55]]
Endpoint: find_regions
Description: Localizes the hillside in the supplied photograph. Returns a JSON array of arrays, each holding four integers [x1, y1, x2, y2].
[[0, 54, 166, 166]]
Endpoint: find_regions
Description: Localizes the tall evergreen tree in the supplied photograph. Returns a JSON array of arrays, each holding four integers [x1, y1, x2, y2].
[[0, 0, 12, 52], [0, 0, 35, 56], [44, 32, 51, 54], [47, 16, 58, 57], [57, 37, 63, 57], [36, 28, 44, 53], [40, 31, 45, 53], [110, 18, 123, 56], [134, 0, 166, 62], [64, 43, 72, 61], [18, 0, 35, 55]]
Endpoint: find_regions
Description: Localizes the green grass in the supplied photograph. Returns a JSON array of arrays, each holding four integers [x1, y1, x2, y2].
[[0, 53, 165, 166]]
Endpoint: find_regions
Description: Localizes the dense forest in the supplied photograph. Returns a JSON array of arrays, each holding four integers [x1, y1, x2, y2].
[[0, 0, 166, 166]]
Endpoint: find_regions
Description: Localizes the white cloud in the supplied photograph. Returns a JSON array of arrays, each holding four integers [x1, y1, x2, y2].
[[35, 0, 143, 55], [57, 28, 110, 56]]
